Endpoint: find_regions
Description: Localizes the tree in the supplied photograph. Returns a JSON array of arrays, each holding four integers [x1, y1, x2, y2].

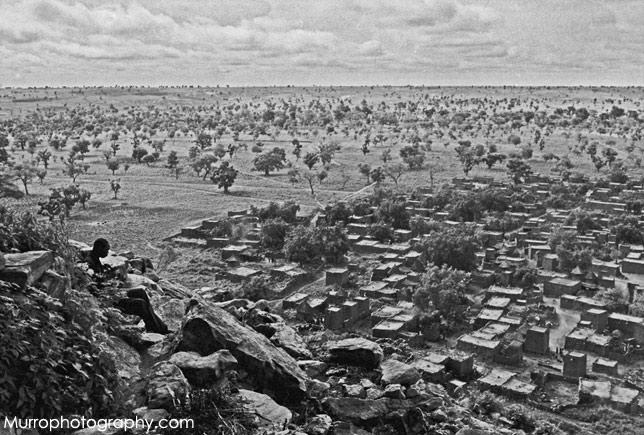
[[283, 225, 320, 264], [381, 149, 392, 164], [414, 265, 469, 322], [417, 225, 479, 271], [110, 179, 121, 199], [211, 161, 238, 193], [456, 147, 477, 176], [384, 163, 405, 185], [507, 159, 532, 184], [13, 163, 36, 195], [252, 147, 287, 175], [283, 224, 347, 264], [142, 154, 156, 166], [38, 184, 90, 219], [132, 147, 148, 163], [303, 151, 319, 169], [106, 159, 120, 175], [62, 155, 89, 182], [191, 154, 218, 179], [602, 147, 618, 168], [287, 167, 300, 185], [195, 132, 213, 150], [400, 144, 425, 169], [37, 149, 52, 168], [36, 168, 47, 184], [318, 141, 339, 165], [482, 153, 506, 169], [508, 134, 521, 145], [301, 169, 317, 195], [260, 218, 289, 250], [358, 163, 371, 185], [370, 166, 385, 184], [166, 151, 180, 179], [368, 221, 395, 243], [72, 140, 90, 159]]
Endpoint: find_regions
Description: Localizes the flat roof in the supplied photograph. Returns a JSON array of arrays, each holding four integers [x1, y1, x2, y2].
[[458, 334, 500, 350], [479, 369, 515, 387]]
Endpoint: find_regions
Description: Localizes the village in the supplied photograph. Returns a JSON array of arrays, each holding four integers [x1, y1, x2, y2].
[[163, 170, 644, 422]]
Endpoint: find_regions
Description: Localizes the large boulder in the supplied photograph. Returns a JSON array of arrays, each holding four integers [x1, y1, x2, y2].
[[305, 414, 333, 435], [323, 396, 443, 427], [0, 252, 5, 271], [237, 389, 292, 430], [270, 323, 313, 359], [381, 359, 421, 386], [0, 250, 54, 287], [169, 350, 238, 387], [328, 338, 383, 369], [38, 269, 69, 300], [175, 300, 309, 404], [144, 361, 190, 410], [102, 254, 129, 281]]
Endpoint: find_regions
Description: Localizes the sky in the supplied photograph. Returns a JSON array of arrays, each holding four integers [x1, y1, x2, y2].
[[1, 0, 643, 87]]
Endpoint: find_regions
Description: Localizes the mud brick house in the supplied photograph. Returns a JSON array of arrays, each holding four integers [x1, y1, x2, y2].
[[524, 326, 550, 355], [544, 277, 581, 297]]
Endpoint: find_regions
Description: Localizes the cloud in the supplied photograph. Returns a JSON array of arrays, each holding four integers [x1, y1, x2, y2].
[[0, 0, 642, 86]]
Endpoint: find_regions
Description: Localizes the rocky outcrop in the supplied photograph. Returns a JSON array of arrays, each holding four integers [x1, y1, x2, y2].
[[328, 338, 383, 369], [169, 350, 238, 387], [269, 323, 313, 359], [322, 395, 443, 428], [381, 359, 421, 386], [175, 300, 309, 404], [143, 361, 190, 410], [238, 389, 292, 430], [0, 250, 54, 287]]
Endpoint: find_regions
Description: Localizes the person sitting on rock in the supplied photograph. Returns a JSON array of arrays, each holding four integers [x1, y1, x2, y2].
[[86, 238, 111, 275], [85, 238, 169, 334]]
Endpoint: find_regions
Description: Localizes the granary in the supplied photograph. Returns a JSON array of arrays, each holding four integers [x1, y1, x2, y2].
[[581, 309, 609, 331], [622, 258, 644, 275], [544, 277, 581, 297], [445, 353, 474, 380], [563, 351, 587, 379], [607, 312, 644, 342], [326, 268, 349, 286], [592, 259, 620, 277], [524, 326, 550, 355], [542, 254, 558, 272], [585, 334, 612, 357], [592, 358, 619, 377], [411, 358, 446, 383]]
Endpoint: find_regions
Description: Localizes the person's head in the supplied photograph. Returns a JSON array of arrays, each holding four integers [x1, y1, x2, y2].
[[92, 238, 110, 258]]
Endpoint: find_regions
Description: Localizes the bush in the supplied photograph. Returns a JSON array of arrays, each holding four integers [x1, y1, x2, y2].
[[416, 224, 479, 271], [260, 218, 289, 250], [163, 385, 255, 435], [0, 282, 118, 419], [252, 201, 300, 224], [0, 206, 69, 255]]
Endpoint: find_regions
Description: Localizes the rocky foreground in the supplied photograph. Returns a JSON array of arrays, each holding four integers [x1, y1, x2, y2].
[[0, 245, 529, 435]]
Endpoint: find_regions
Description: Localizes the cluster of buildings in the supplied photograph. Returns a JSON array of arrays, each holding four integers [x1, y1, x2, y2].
[[169, 175, 644, 414]]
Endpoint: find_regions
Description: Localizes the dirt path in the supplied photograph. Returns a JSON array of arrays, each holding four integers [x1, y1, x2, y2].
[[546, 297, 581, 349]]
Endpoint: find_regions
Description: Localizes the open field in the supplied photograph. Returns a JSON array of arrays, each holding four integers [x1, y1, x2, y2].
[[1, 85, 642, 262]]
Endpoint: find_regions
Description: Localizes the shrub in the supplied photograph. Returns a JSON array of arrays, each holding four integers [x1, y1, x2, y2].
[[0, 206, 69, 255], [162, 385, 255, 435], [0, 282, 118, 419]]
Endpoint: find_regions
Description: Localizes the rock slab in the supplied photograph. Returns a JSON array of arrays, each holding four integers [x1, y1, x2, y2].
[[328, 338, 383, 369], [0, 250, 54, 287], [175, 300, 309, 404]]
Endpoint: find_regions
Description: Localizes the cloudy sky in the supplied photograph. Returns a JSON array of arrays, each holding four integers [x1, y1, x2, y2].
[[1, 0, 643, 87]]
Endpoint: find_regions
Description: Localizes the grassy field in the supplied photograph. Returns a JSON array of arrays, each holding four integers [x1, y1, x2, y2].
[[1, 85, 642, 265]]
